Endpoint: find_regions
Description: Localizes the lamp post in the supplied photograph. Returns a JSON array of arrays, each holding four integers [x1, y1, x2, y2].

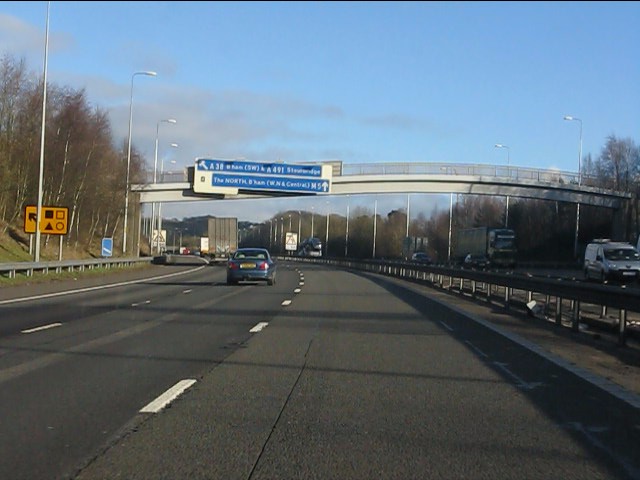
[[406, 193, 411, 238], [345, 195, 350, 257], [34, 1, 50, 262], [494, 143, 510, 228], [373, 198, 378, 258], [564, 115, 583, 259], [448, 193, 453, 262], [325, 201, 330, 257], [123, 70, 156, 255], [151, 118, 176, 253], [156, 147, 178, 253], [311, 206, 315, 237]]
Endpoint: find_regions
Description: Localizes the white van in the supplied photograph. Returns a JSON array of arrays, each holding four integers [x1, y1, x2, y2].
[[584, 239, 640, 282]]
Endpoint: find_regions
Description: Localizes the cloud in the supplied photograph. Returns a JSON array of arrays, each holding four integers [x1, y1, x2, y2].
[[0, 13, 73, 60]]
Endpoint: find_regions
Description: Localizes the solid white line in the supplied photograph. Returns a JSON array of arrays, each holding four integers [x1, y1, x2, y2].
[[439, 320, 454, 331], [139, 379, 197, 413], [281, 300, 292, 306], [21, 322, 62, 334], [435, 294, 640, 409], [465, 340, 489, 359], [250, 322, 269, 333], [294, 288, 301, 294], [0, 266, 207, 305]]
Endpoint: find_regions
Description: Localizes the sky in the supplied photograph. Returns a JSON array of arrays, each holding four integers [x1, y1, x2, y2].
[[1, 1, 638, 224]]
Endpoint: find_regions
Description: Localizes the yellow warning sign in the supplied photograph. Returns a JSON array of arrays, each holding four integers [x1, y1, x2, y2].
[[24, 205, 69, 235]]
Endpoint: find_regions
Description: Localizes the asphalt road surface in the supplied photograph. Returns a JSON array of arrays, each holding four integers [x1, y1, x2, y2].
[[0, 260, 638, 480]]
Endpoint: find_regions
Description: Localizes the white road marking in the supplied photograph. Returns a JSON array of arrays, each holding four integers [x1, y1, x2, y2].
[[21, 323, 62, 334], [140, 379, 197, 413], [425, 289, 640, 409], [493, 361, 544, 390], [465, 340, 489, 359], [250, 322, 269, 333], [299, 282, 304, 286], [182, 289, 192, 294], [0, 266, 206, 305], [294, 288, 301, 294], [439, 320, 454, 331], [281, 300, 292, 306]]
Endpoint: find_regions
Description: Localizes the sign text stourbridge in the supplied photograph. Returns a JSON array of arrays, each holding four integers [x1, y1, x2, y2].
[[196, 159, 323, 178]]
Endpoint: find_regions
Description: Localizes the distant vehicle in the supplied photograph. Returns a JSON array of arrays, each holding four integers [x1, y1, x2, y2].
[[410, 252, 432, 264], [226, 247, 276, 285], [584, 239, 640, 283], [454, 227, 517, 268], [207, 217, 238, 262], [298, 237, 323, 257]]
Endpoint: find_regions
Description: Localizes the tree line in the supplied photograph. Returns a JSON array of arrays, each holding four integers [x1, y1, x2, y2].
[[246, 135, 640, 264], [0, 54, 145, 254], [1, 53, 638, 262]]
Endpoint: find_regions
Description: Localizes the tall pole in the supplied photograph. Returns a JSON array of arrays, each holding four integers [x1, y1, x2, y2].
[[564, 116, 583, 259], [325, 209, 330, 256], [35, 1, 50, 262], [311, 207, 315, 237], [152, 119, 176, 253], [345, 196, 350, 257], [448, 193, 453, 262], [372, 198, 378, 259], [157, 152, 177, 254], [297, 211, 301, 243], [123, 70, 156, 256], [406, 193, 411, 238], [495, 144, 510, 228]]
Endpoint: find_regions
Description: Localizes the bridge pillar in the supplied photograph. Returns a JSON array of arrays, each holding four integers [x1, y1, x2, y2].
[[611, 200, 631, 241]]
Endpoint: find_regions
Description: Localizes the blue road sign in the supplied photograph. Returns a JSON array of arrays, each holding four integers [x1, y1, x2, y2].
[[102, 238, 113, 257], [211, 174, 330, 194], [196, 159, 323, 178]]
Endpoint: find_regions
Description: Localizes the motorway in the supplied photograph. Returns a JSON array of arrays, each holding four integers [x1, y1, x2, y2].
[[0, 260, 639, 479]]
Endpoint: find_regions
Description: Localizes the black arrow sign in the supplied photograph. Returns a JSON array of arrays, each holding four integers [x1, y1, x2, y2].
[[29, 212, 37, 223]]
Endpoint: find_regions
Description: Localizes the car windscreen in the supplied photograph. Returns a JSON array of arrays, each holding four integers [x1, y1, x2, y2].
[[604, 248, 640, 261], [234, 250, 268, 259]]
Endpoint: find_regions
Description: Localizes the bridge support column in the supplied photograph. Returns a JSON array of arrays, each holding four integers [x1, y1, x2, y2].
[[611, 202, 630, 241]]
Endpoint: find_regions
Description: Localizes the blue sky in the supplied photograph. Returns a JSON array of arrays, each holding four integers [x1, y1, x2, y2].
[[1, 1, 638, 223]]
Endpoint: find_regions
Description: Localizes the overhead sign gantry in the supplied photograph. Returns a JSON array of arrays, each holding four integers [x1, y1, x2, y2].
[[193, 158, 332, 196]]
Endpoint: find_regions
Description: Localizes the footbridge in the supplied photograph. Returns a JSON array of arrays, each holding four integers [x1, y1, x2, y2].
[[133, 161, 631, 210]]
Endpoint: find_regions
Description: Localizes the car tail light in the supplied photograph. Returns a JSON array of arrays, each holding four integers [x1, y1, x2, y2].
[[258, 262, 269, 270], [228, 262, 239, 270]]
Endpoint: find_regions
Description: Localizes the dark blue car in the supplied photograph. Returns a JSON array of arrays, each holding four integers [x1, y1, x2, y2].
[[226, 248, 277, 285]]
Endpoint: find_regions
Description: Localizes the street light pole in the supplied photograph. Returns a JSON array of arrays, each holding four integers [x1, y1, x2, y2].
[[448, 192, 453, 262], [406, 193, 410, 238], [156, 152, 177, 253], [123, 70, 156, 256], [564, 115, 583, 259], [373, 198, 378, 259], [494, 143, 510, 228], [152, 118, 176, 253], [311, 207, 315, 237], [345, 196, 350, 257], [34, 1, 50, 263], [325, 204, 330, 257]]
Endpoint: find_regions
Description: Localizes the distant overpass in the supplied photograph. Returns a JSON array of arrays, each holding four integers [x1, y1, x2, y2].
[[133, 161, 631, 209]]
